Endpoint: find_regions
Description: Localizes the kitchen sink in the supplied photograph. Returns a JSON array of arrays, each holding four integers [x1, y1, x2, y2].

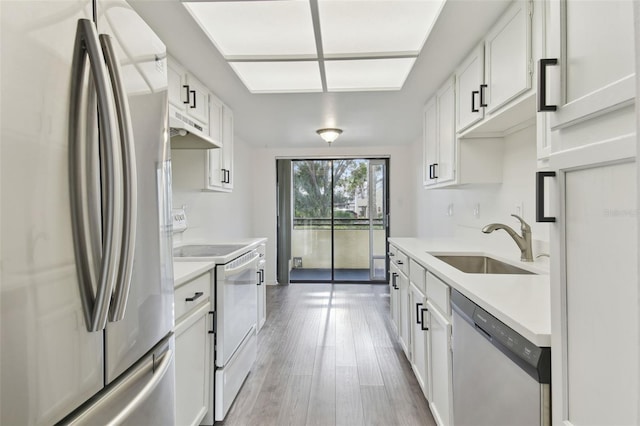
[[433, 255, 536, 275]]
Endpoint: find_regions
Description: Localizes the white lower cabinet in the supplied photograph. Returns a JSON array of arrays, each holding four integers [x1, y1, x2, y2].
[[389, 249, 454, 426], [549, 157, 638, 425], [398, 268, 411, 360], [257, 244, 266, 332], [174, 272, 213, 426], [409, 283, 429, 401], [389, 262, 401, 336], [427, 300, 453, 426]]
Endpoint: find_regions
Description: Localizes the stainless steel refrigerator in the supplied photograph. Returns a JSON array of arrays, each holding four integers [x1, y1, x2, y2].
[[1, 1, 175, 424]]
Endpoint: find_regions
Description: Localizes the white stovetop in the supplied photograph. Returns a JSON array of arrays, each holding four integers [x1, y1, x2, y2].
[[389, 237, 551, 347], [172, 237, 267, 287]]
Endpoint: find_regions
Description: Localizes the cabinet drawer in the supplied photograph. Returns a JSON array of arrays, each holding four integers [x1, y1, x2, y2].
[[175, 272, 211, 322], [409, 259, 426, 294], [426, 271, 451, 316], [391, 250, 409, 275]]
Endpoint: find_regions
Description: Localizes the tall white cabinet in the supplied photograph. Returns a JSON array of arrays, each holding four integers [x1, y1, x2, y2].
[[538, 1, 638, 424]]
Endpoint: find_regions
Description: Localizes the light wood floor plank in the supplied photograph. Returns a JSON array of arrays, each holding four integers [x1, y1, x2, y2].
[[360, 385, 400, 426], [336, 366, 364, 426], [276, 374, 313, 426], [306, 346, 336, 426], [221, 283, 435, 426]]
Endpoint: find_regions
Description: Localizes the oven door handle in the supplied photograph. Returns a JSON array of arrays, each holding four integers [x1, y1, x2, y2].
[[223, 252, 259, 276]]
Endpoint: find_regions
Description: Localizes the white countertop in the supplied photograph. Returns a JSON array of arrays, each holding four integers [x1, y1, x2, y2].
[[173, 261, 216, 287], [388, 237, 551, 347], [173, 237, 267, 264], [172, 237, 267, 287]]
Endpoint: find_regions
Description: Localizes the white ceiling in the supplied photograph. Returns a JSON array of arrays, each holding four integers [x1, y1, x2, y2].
[[130, 0, 511, 148], [182, 0, 446, 93]]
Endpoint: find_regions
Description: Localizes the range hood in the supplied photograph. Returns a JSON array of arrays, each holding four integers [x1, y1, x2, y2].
[[169, 107, 221, 149]]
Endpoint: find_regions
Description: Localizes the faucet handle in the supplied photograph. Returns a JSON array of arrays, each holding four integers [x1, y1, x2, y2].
[[511, 214, 531, 232]]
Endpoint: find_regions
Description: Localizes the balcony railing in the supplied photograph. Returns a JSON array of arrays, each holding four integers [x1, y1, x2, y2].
[[293, 217, 384, 230]]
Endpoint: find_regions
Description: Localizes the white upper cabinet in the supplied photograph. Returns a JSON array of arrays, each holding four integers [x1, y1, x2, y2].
[[167, 55, 211, 134], [423, 98, 438, 186], [542, 0, 635, 138], [424, 76, 504, 189], [455, 1, 534, 137], [455, 44, 485, 132], [436, 79, 456, 185], [205, 103, 234, 192], [184, 74, 210, 126], [168, 58, 187, 110], [484, 0, 532, 114], [424, 77, 456, 187]]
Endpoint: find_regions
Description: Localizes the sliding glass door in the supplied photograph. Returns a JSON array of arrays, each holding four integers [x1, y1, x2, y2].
[[286, 158, 388, 283]]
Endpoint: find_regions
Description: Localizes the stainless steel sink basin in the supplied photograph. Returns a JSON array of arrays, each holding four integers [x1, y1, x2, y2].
[[434, 255, 536, 275]]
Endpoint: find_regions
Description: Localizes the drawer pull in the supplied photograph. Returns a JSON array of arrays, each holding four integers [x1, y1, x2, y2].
[[479, 84, 487, 107], [185, 292, 203, 302], [420, 308, 429, 331], [396, 260, 404, 265], [416, 303, 423, 324], [471, 90, 479, 112], [537, 58, 558, 112]]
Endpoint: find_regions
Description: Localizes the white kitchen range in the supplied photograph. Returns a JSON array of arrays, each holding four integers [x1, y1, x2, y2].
[[2, 0, 639, 425], [172, 208, 266, 425]]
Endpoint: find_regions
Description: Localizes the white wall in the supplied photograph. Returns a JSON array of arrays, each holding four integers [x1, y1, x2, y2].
[[171, 136, 254, 243], [414, 124, 550, 255], [250, 144, 416, 284]]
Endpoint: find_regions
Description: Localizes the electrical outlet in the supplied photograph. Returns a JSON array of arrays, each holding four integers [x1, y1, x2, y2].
[[473, 203, 480, 218], [514, 202, 524, 216]]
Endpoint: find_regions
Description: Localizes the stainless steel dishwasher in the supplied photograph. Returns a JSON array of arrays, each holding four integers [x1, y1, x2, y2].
[[451, 289, 551, 426]]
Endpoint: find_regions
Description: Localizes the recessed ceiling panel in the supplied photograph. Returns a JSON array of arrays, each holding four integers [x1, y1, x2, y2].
[[229, 61, 323, 93], [325, 58, 416, 91], [318, 0, 445, 57], [183, 1, 317, 59]]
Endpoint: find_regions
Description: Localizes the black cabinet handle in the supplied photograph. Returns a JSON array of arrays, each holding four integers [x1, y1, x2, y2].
[[471, 90, 479, 112], [190, 90, 196, 109], [221, 169, 230, 184], [388, 252, 395, 257], [538, 59, 558, 112], [536, 171, 556, 222], [392, 272, 398, 289], [432, 163, 438, 179], [208, 311, 215, 334], [420, 308, 429, 331], [396, 260, 403, 265], [185, 291, 203, 302], [260, 269, 265, 284], [479, 84, 487, 107], [183, 85, 190, 104], [428, 164, 433, 180], [416, 303, 423, 324], [257, 271, 262, 286]]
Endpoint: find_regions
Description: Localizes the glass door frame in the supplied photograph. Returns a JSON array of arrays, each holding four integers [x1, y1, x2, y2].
[[279, 156, 390, 284]]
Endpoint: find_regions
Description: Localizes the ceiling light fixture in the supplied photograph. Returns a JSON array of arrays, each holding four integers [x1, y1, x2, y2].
[[316, 128, 343, 145]]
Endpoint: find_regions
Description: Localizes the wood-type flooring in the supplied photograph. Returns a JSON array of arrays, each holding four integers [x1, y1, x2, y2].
[[220, 283, 437, 426]]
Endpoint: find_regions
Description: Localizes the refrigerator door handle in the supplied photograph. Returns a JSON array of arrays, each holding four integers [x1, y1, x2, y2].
[[100, 34, 138, 322], [108, 348, 173, 425], [63, 346, 174, 425], [69, 19, 121, 332]]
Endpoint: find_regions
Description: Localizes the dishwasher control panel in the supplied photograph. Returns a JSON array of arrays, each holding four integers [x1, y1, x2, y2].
[[451, 289, 551, 384]]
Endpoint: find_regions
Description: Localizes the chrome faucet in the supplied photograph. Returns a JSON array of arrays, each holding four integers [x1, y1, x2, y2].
[[482, 214, 533, 262]]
